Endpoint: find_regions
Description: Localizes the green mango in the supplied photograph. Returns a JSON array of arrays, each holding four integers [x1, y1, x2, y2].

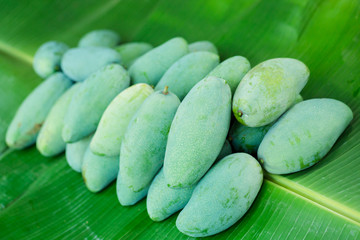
[[258, 98, 353, 174], [216, 140, 232, 161], [155, 51, 219, 100], [61, 47, 121, 81], [36, 83, 81, 157], [0, 119, 8, 153], [90, 84, 154, 157], [82, 147, 119, 193], [129, 37, 188, 86], [233, 58, 309, 127], [208, 56, 251, 94], [6, 73, 72, 149], [78, 29, 120, 48], [62, 64, 130, 143], [66, 133, 93, 173], [176, 153, 263, 237], [189, 41, 218, 54], [120, 87, 180, 192], [115, 42, 153, 68], [116, 170, 149, 206], [33, 41, 69, 78], [164, 76, 231, 188]]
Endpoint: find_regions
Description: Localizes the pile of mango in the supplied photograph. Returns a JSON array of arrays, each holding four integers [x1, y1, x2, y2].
[[5, 29, 353, 237]]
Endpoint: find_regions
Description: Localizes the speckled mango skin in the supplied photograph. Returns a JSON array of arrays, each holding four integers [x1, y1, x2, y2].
[[116, 170, 149, 206], [90, 84, 154, 157], [33, 41, 69, 78], [78, 29, 120, 48], [115, 42, 153, 68], [189, 41, 218, 54], [129, 37, 188, 86], [176, 153, 263, 237], [62, 64, 130, 143], [82, 147, 119, 193], [6, 73, 72, 149], [258, 98, 353, 174], [61, 47, 121, 81], [233, 58, 309, 127], [120, 89, 180, 192], [36, 84, 81, 157], [208, 56, 251, 94], [155, 52, 219, 100], [66, 133, 93, 173], [164, 76, 231, 188]]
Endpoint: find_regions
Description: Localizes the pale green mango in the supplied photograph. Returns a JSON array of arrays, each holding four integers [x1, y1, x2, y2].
[[233, 58, 309, 127], [155, 51, 219, 100], [164, 76, 231, 188], [37, 83, 81, 157], [66, 133, 93, 173], [33, 41, 69, 78], [208, 56, 251, 94], [176, 153, 263, 237], [116, 170, 149, 206], [6, 73, 72, 149], [258, 98, 353, 174], [61, 47, 121, 81], [189, 41, 218, 54], [62, 64, 130, 143], [115, 42, 153, 68], [120, 88, 180, 192], [78, 29, 120, 48], [82, 147, 119, 193], [90, 84, 154, 157], [129, 37, 188, 86]]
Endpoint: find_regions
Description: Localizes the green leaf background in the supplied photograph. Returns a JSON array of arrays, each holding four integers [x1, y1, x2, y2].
[[0, 0, 359, 239]]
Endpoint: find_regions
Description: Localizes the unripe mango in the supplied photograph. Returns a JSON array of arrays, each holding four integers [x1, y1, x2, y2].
[[66, 133, 93, 172], [37, 83, 81, 157], [155, 52, 219, 100], [258, 98, 353, 174], [233, 58, 309, 127], [216, 140, 233, 161], [62, 64, 130, 143], [115, 42, 153, 68], [189, 41, 218, 54], [164, 76, 231, 188], [33, 41, 69, 78], [6, 73, 72, 149], [116, 171, 149, 206], [61, 47, 121, 81], [90, 84, 154, 157], [78, 29, 120, 48], [120, 87, 180, 192], [129, 37, 188, 86], [176, 153, 263, 237], [208, 56, 251, 94]]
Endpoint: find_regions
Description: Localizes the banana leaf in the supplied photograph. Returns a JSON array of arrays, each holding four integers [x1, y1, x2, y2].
[[0, 0, 359, 239]]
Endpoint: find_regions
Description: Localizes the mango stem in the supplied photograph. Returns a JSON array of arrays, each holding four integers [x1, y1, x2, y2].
[[163, 86, 169, 95]]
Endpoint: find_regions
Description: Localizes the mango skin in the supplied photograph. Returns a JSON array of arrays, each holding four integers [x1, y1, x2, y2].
[[115, 42, 153, 68], [117, 171, 149, 206], [164, 76, 231, 188], [90, 84, 154, 157], [66, 134, 93, 173], [189, 41, 218, 54], [6, 73, 72, 149], [120, 90, 180, 192], [33, 41, 69, 78], [36, 83, 81, 157], [176, 153, 263, 237], [0, 119, 7, 153], [258, 98, 353, 174], [216, 140, 233, 161], [82, 147, 119, 193], [208, 56, 251, 94], [62, 64, 130, 143], [129, 37, 188, 86], [78, 29, 120, 48], [233, 58, 309, 127], [155, 52, 219, 100], [61, 47, 121, 81]]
